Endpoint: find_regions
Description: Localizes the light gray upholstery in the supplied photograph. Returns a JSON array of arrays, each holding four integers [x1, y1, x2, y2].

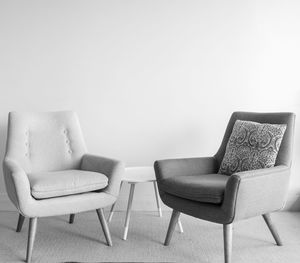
[[28, 170, 108, 199], [3, 111, 124, 218], [5, 111, 87, 173], [154, 112, 295, 224]]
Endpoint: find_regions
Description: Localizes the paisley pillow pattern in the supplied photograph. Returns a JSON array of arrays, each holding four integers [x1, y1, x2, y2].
[[218, 120, 286, 175]]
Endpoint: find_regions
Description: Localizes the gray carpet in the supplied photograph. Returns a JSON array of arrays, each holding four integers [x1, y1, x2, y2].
[[0, 211, 300, 263]]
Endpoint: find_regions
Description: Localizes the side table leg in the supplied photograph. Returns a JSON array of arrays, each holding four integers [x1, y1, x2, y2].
[[108, 203, 116, 223], [123, 183, 135, 240], [153, 181, 162, 217]]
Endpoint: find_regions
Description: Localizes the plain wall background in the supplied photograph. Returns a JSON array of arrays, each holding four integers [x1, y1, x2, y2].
[[0, 0, 300, 211]]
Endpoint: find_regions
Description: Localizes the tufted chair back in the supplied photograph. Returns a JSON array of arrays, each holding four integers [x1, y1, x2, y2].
[[5, 111, 87, 173], [214, 112, 295, 169]]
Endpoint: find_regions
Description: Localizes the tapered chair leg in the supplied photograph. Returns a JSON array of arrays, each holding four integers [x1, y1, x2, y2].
[[262, 213, 282, 246], [26, 218, 38, 263], [223, 224, 233, 263], [96, 208, 112, 246], [69, 214, 75, 224], [164, 210, 180, 246], [16, 214, 25, 232], [153, 181, 162, 217], [123, 183, 135, 240]]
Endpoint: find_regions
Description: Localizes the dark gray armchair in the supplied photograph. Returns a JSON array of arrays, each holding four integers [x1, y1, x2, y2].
[[154, 112, 295, 263]]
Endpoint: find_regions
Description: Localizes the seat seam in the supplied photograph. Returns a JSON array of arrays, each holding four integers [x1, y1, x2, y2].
[[160, 187, 224, 198], [31, 182, 108, 194]]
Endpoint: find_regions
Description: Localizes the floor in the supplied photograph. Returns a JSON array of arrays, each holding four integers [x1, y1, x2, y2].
[[0, 211, 300, 263]]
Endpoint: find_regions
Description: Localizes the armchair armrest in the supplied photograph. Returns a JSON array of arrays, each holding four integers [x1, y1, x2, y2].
[[222, 165, 290, 222], [154, 157, 218, 182], [3, 158, 32, 213], [81, 154, 125, 197]]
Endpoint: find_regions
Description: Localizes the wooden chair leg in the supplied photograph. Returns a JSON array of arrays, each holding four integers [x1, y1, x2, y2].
[[164, 210, 180, 246], [223, 223, 233, 263], [26, 218, 38, 263], [96, 208, 112, 246], [16, 214, 25, 232], [69, 214, 75, 224], [262, 213, 282, 246], [153, 181, 162, 217], [123, 183, 135, 240]]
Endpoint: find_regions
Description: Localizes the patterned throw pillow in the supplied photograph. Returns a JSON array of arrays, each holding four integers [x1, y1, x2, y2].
[[218, 120, 287, 175]]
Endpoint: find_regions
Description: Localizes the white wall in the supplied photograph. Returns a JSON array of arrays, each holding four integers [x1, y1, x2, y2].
[[0, 0, 300, 211]]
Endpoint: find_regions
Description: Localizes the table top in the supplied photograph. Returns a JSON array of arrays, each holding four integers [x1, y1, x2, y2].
[[123, 166, 156, 183]]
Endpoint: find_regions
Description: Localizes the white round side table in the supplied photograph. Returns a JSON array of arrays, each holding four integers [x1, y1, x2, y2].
[[107, 166, 183, 240]]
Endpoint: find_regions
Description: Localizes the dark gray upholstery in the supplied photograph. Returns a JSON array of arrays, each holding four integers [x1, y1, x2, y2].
[[154, 112, 295, 224], [155, 112, 295, 263], [159, 174, 229, 204]]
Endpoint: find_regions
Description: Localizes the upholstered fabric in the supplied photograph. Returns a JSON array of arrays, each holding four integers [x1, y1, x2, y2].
[[218, 120, 286, 175], [5, 111, 87, 173], [3, 111, 124, 218], [154, 157, 218, 182], [159, 174, 229, 204], [81, 154, 124, 197], [158, 165, 290, 224], [224, 165, 290, 221], [154, 112, 295, 224], [28, 170, 108, 199]]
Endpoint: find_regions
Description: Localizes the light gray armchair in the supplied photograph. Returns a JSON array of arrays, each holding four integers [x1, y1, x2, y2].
[[154, 112, 295, 263], [3, 111, 124, 263]]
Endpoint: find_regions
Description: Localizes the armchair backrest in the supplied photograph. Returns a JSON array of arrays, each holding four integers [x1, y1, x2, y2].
[[5, 111, 87, 173], [214, 112, 295, 168]]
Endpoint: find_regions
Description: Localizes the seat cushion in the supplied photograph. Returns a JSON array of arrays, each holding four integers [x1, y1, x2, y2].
[[27, 170, 108, 199], [159, 174, 229, 204]]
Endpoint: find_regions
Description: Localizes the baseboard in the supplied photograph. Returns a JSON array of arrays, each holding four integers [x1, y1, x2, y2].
[[0, 191, 299, 212]]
